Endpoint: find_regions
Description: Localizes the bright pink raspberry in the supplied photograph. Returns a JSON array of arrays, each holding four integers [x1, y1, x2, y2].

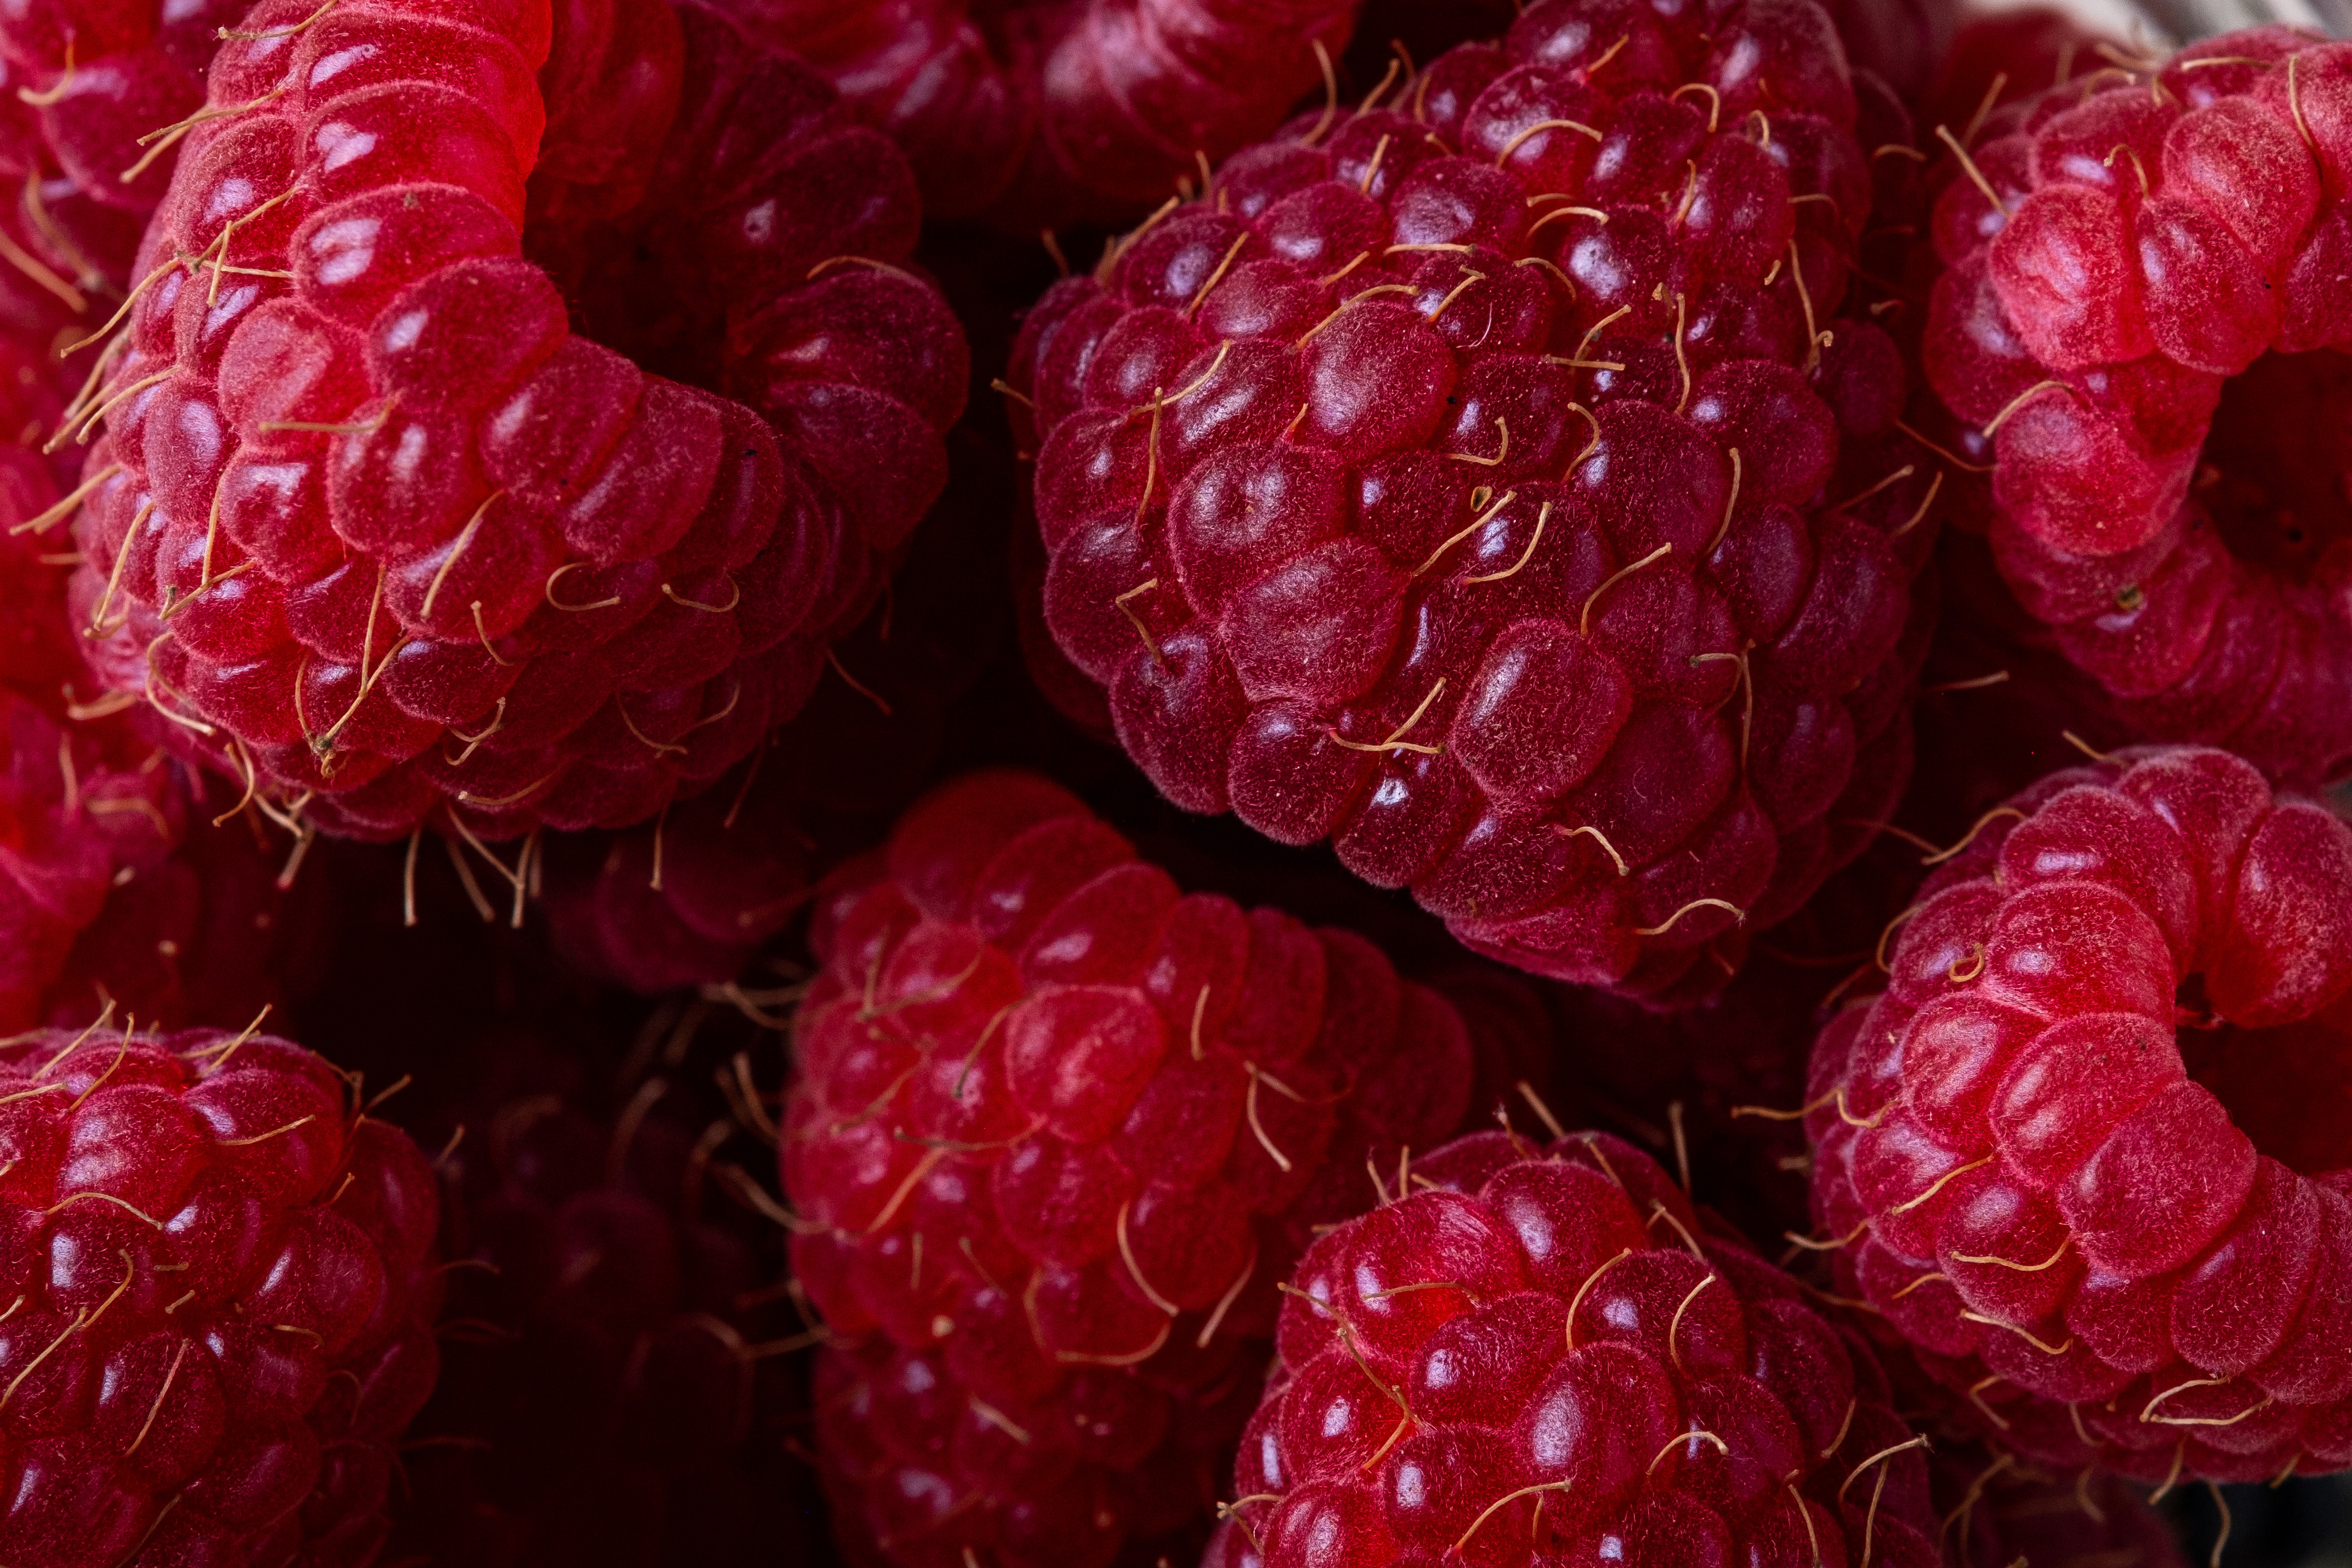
[[707, 0, 1357, 229], [787, 770, 1481, 1567], [1806, 743, 2352, 1485], [1209, 1128, 1943, 1568], [0, 1021, 442, 1567], [1917, 30, 2352, 787], [1009, 0, 1944, 1000], [55, 0, 964, 843]]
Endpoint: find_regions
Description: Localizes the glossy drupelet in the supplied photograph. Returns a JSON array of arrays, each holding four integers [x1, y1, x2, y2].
[[1807, 745, 2352, 1483], [1206, 1128, 1944, 1568], [788, 771, 1478, 1567], [61, 0, 963, 843], [0, 1023, 441, 1568], [1918, 30, 2352, 787], [1012, 0, 1944, 1000], [707, 0, 1356, 230]]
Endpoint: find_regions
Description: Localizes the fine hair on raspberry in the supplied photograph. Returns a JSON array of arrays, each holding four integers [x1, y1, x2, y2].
[[1210, 1126, 1943, 1568], [786, 770, 1480, 1567], [1011, 0, 1944, 1001], [1920, 29, 2352, 786], [1807, 743, 2352, 1484], [55, 0, 964, 845]]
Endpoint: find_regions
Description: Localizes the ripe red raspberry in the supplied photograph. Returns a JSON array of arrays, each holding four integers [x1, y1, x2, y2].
[[389, 1028, 821, 1568], [0, 1021, 442, 1566], [708, 0, 1357, 229], [1207, 1127, 1943, 1568], [1805, 743, 2352, 1485], [1917, 30, 2352, 788], [786, 770, 1480, 1567], [54, 0, 964, 844], [1009, 1, 1944, 999]]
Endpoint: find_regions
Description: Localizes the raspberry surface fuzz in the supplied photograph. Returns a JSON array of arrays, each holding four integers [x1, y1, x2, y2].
[[1807, 744, 2352, 1483], [1013, 0, 1943, 1000], [0, 1023, 441, 1567], [1920, 29, 2352, 786], [59, 0, 963, 842], [1209, 1128, 1944, 1568], [787, 770, 1479, 1567]]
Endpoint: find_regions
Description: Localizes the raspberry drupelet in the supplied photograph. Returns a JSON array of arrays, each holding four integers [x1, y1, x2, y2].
[[1206, 1127, 1944, 1568], [0, 1021, 441, 1568], [1918, 30, 2352, 788], [1010, 0, 1945, 1000], [1806, 744, 2352, 1485], [787, 770, 1481, 1568], [56, 0, 964, 844]]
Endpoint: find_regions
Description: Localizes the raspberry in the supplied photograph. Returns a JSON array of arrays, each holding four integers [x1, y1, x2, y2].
[[710, 0, 1357, 229], [540, 444, 1016, 994], [0, 686, 182, 1027], [0, 1020, 442, 1566], [786, 770, 1480, 1567], [1207, 1127, 1942, 1568], [1936, 1440, 2185, 1567], [1917, 31, 2352, 788], [1804, 743, 2352, 1485], [55, 0, 965, 843], [1009, 1, 1944, 999], [0, 0, 226, 302], [387, 1026, 821, 1567], [1915, 9, 2119, 145]]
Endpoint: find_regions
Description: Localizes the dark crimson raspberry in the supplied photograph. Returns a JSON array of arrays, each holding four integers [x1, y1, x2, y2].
[[1902, 528, 2138, 847], [787, 770, 1480, 1567], [1806, 744, 2352, 1485], [1917, 30, 2352, 788], [1915, 8, 2120, 145], [56, 0, 963, 843], [0, 686, 180, 1027], [710, 0, 1357, 229], [0, 1022, 441, 1567], [540, 435, 1015, 994], [389, 1026, 821, 1568], [1936, 1440, 2186, 1568], [1207, 1128, 1942, 1568], [1010, 0, 1944, 1000]]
